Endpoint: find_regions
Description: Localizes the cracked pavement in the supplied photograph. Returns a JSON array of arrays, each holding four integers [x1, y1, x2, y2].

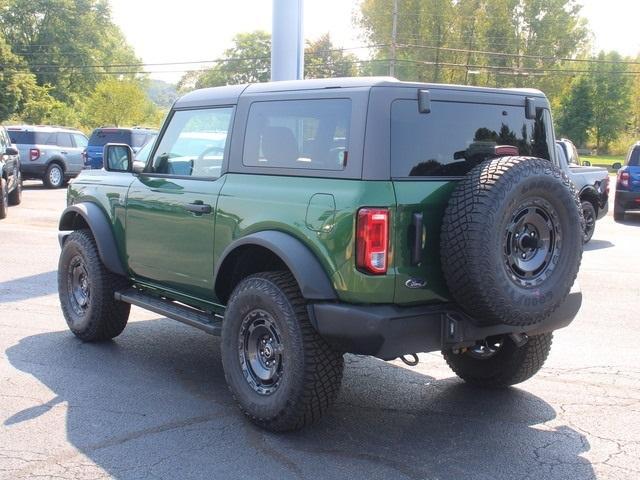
[[0, 182, 639, 480]]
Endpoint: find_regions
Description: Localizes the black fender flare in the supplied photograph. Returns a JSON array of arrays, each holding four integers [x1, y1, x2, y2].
[[579, 184, 601, 208], [58, 203, 127, 276], [214, 231, 337, 301]]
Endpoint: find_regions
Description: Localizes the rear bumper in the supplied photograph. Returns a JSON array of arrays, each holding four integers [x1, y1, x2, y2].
[[310, 285, 582, 360], [615, 190, 640, 211]]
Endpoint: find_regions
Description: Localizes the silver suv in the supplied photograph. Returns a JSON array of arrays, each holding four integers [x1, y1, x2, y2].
[[7, 125, 88, 188]]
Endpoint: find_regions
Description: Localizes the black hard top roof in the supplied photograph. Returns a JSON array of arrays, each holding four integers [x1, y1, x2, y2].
[[173, 77, 547, 109]]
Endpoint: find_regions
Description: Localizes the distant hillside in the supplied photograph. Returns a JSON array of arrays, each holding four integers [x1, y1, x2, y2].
[[146, 80, 179, 109]]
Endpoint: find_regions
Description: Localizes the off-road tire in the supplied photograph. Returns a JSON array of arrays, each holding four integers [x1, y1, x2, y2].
[[58, 229, 130, 341], [221, 271, 344, 432], [443, 333, 553, 387], [44, 163, 64, 189], [441, 157, 583, 327], [8, 172, 22, 206], [581, 200, 596, 244]]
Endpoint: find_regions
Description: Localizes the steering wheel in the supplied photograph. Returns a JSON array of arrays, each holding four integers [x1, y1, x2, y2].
[[196, 146, 225, 163]]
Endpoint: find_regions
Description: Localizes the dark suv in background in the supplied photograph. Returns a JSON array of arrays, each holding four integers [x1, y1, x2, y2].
[[84, 127, 157, 169], [7, 125, 88, 188]]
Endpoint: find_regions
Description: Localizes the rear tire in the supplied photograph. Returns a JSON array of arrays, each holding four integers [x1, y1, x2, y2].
[[0, 178, 8, 219], [221, 271, 344, 432], [58, 230, 130, 341], [441, 157, 583, 327], [44, 163, 64, 189], [581, 200, 596, 243], [443, 333, 553, 387], [8, 172, 22, 206]]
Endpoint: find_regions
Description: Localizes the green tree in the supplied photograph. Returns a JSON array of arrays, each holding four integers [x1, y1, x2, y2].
[[81, 78, 161, 128], [183, 31, 361, 89], [589, 51, 631, 152], [194, 31, 271, 88], [556, 76, 593, 148], [0, 33, 40, 121], [0, 0, 139, 102], [305, 34, 359, 79], [357, 0, 588, 100]]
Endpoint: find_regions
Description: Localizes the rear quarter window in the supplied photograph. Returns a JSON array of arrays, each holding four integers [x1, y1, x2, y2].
[[391, 100, 551, 177], [243, 99, 351, 171]]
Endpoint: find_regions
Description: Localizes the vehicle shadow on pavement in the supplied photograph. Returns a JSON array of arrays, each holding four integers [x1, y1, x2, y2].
[[5, 319, 595, 480], [583, 239, 615, 251], [0, 270, 57, 304]]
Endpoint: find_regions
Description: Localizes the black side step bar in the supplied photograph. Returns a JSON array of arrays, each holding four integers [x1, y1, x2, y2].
[[115, 288, 222, 336]]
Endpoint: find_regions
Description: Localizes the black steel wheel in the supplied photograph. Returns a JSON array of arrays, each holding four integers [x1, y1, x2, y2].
[[581, 201, 596, 243], [238, 309, 284, 395], [503, 198, 561, 288], [58, 230, 130, 341], [221, 271, 344, 432]]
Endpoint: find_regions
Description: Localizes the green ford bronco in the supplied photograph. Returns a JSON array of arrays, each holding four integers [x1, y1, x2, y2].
[[57, 77, 583, 431]]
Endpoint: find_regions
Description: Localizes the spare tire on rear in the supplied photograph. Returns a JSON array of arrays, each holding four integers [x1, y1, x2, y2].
[[440, 157, 583, 327]]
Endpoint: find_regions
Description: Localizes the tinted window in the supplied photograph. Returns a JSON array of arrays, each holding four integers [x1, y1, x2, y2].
[[89, 130, 132, 146], [73, 134, 88, 148], [628, 147, 640, 166], [7, 131, 54, 145], [152, 108, 233, 178], [391, 100, 551, 177], [57, 133, 74, 148], [243, 99, 351, 171]]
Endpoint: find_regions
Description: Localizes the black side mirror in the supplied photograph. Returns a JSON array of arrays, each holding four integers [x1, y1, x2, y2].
[[103, 143, 133, 172], [5, 146, 19, 156]]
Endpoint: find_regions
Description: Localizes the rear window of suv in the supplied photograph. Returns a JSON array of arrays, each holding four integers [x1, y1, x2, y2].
[[89, 129, 132, 146], [243, 99, 351, 171], [627, 147, 640, 166], [391, 100, 551, 177]]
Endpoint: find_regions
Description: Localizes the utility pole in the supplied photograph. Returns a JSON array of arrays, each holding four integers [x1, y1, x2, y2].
[[271, 0, 304, 81], [390, 0, 398, 77]]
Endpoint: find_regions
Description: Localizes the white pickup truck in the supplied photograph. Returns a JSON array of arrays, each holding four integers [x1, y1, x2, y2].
[[556, 139, 610, 243]]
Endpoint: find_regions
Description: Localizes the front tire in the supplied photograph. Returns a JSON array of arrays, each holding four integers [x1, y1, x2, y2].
[[58, 230, 130, 341], [44, 163, 64, 189], [221, 272, 344, 432], [581, 200, 596, 243], [443, 333, 553, 387]]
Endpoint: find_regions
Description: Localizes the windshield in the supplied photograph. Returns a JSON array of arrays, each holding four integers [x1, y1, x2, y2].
[[134, 136, 157, 162]]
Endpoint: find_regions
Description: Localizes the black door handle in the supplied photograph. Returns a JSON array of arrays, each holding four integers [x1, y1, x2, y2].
[[184, 201, 212, 215], [60, 151, 68, 155]]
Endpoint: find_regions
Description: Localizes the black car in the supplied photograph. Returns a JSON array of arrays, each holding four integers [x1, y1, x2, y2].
[[0, 126, 22, 219]]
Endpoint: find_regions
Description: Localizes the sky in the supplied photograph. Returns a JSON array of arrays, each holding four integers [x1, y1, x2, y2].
[[109, 0, 640, 84]]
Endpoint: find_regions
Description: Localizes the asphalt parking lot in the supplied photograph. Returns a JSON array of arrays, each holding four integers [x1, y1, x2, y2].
[[1, 182, 639, 480]]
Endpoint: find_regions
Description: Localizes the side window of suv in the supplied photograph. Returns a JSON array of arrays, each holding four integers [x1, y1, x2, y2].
[[152, 107, 233, 178], [57, 133, 74, 148], [243, 99, 351, 171]]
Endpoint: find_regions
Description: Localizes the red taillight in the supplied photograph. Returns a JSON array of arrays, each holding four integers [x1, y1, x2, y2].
[[356, 208, 389, 275], [618, 171, 630, 189], [29, 148, 40, 161]]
